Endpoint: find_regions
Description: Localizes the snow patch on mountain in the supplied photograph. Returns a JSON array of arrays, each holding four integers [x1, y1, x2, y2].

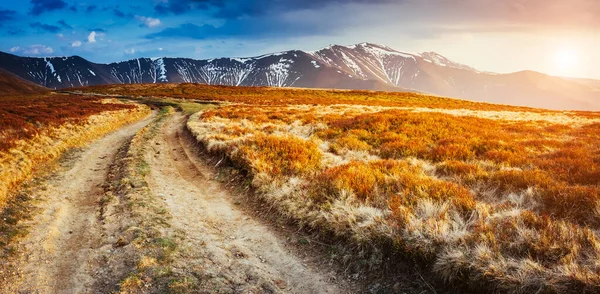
[[264, 57, 297, 87], [420, 52, 479, 72], [154, 58, 168, 82]]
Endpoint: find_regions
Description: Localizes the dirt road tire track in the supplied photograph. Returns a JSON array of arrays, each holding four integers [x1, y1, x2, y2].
[[1, 114, 154, 294], [145, 113, 351, 293], [2, 111, 365, 293]]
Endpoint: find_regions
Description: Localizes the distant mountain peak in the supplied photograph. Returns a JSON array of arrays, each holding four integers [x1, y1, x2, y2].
[[419, 51, 478, 72], [321, 42, 396, 52]]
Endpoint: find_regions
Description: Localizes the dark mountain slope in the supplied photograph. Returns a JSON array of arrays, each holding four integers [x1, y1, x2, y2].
[[0, 67, 49, 95]]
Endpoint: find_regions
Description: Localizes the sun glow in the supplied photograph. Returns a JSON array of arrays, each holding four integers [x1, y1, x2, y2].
[[552, 48, 581, 76]]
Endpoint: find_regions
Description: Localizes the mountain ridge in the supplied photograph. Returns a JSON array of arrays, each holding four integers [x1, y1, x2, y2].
[[1, 42, 599, 110]]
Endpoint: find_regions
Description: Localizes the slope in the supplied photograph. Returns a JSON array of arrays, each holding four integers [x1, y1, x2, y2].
[[0, 67, 49, 95]]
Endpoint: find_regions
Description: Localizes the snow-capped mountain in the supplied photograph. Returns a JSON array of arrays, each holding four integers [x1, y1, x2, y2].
[[1, 42, 599, 110]]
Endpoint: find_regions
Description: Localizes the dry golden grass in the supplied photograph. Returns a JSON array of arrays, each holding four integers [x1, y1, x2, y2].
[[72, 83, 600, 292], [0, 95, 150, 208], [73, 83, 551, 111], [186, 98, 600, 292]]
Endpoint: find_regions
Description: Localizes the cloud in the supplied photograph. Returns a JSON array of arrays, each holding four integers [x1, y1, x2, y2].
[[86, 5, 97, 13], [30, 22, 61, 33], [10, 44, 54, 55], [136, 16, 161, 28], [154, 0, 208, 15], [153, 0, 391, 17], [113, 8, 126, 18], [150, 0, 600, 32], [146, 17, 324, 40], [57, 20, 71, 29], [124, 48, 135, 54], [7, 29, 25, 36], [71, 40, 82, 47], [0, 9, 16, 21], [29, 0, 68, 16], [372, 0, 600, 31], [88, 31, 97, 43], [88, 28, 107, 32]]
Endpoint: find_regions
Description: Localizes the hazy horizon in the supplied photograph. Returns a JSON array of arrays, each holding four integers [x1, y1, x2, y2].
[[1, 1, 599, 79]]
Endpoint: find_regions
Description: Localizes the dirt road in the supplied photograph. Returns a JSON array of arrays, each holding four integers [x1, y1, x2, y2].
[[146, 113, 348, 293], [1, 114, 154, 294], [1, 112, 351, 293]]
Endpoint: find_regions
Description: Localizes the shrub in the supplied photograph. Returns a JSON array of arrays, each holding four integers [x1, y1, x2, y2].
[[330, 135, 372, 154], [234, 134, 322, 177]]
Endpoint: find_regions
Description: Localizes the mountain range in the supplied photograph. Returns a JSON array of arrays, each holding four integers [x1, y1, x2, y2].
[[1, 42, 599, 110]]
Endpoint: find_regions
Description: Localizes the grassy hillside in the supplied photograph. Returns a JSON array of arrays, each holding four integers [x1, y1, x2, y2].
[[75, 83, 600, 292], [0, 94, 150, 208], [0, 68, 49, 96]]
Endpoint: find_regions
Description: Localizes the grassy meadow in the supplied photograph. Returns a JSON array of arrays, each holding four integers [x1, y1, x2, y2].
[[74, 83, 600, 292], [0, 94, 150, 208]]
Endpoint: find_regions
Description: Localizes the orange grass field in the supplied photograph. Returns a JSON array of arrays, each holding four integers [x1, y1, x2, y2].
[[0, 94, 150, 208], [77, 84, 600, 292]]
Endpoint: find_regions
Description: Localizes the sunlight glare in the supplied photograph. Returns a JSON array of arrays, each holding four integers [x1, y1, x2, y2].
[[553, 48, 580, 75]]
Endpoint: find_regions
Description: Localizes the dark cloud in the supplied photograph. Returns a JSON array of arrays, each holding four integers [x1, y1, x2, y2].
[[151, 0, 600, 30], [86, 5, 97, 13], [88, 28, 107, 32], [7, 29, 25, 35], [376, 0, 600, 32], [57, 20, 71, 29], [153, 0, 387, 17], [69, 5, 77, 12], [113, 8, 126, 18], [0, 9, 16, 21], [146, 17, 324, 40], [30, 21, 61, 33], [29, 0, 68, 16], [154, 0, 212, 15]]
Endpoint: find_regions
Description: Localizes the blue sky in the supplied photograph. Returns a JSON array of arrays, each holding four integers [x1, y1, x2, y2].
[[1, 0, 600, 79]]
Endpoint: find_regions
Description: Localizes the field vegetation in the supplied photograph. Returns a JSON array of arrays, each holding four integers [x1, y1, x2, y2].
[[71, 83, 572, 112], [73, 83, 600, 292], [0, 94, 150, 208]]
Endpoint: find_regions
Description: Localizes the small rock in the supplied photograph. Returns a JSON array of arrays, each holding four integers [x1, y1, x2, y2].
[[273, 279, 287, 290], [130, 181, 144, 188], [114, 237, 129, 248], [368, 283, 382, 293]]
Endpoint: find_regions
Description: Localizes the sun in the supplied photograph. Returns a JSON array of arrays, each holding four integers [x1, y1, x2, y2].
[[553, 48, 580, 75], [555, 49, 579, 67]]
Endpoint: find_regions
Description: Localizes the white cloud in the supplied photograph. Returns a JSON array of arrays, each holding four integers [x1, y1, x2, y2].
[[125, 48, 136, 54], [88, 31, 97, 43], [71, 41, 82, 47], [10, 45, 54, 55], [24, 45, 54, 55], [136, 16, 161, 28], [158, 47, 163, 51]]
